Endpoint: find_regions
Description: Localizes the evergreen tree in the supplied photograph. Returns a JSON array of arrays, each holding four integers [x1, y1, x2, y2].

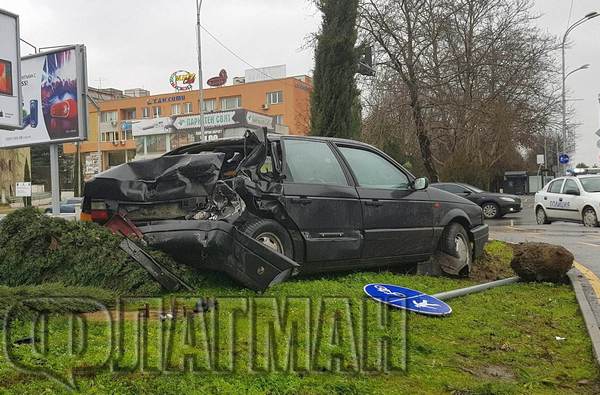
[[311, 0, 361, 139]]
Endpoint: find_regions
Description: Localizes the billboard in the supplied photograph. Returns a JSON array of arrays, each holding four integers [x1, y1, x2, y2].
[[0, 45, 88, 148], [0, 9, 22, 130]]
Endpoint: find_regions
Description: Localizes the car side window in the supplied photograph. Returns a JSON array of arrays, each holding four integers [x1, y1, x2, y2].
[[338, 146, 410, 189], [283, 139, 348, 186], [438, 184, 465, 194], [563, 179, 580, 195], [548, 180, 564, 194]]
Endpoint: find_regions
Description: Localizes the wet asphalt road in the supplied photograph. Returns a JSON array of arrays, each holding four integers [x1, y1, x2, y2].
[[488, 196, 600, 275], [488, 196, 600, 322]]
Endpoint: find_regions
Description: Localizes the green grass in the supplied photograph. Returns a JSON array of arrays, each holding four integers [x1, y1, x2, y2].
[[0, 259, 597, 394], [0, 220, 597, 394]]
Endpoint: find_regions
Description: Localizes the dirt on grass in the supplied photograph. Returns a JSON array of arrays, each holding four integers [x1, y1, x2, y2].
[[470, 240, 516, 282]]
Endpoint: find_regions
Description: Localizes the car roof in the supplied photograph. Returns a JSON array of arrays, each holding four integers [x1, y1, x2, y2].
[[170, 134, 378, 155]]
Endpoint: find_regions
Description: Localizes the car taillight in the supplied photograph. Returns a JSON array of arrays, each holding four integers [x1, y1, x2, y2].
[[88, 201, 109, 222]]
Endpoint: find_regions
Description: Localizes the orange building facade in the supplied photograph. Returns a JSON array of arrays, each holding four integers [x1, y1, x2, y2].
[[64, 74, 312, 174]]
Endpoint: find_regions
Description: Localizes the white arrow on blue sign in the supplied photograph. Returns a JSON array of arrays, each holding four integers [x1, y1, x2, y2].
[[363, 284, 452, 316], [559, 154, 570, 165]]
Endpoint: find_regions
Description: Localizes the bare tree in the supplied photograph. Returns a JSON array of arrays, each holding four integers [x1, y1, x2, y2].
[[359, 0, 562, 186]]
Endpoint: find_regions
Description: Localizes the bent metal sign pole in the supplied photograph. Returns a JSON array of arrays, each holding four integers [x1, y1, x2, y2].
[[365, 277, 521, 317]]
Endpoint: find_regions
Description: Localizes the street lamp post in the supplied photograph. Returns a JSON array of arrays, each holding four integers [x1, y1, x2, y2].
[[196, 0, 205, 142], [561, 12, 599, 174]]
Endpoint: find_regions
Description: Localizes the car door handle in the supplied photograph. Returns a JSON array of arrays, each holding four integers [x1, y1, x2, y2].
[[290, 198, 312, 205], [365, 200, 383, 207], [544, 197, 547, 200], [559, 198, 563, 202]]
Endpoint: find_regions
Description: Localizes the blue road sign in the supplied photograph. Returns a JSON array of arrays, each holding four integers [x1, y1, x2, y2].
[[364, 284, 452, 316], [559, 154, 570, 165]]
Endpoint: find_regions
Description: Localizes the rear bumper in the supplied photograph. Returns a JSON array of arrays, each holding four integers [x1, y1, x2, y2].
[[469, 224, 489, 259], [137, 220, 299, 292]]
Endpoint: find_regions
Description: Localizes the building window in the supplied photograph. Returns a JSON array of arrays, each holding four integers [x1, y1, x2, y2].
[[142, 107, 150, 118], [267, 91, 283, 105], [101, 131, 119, 142], [184, 102, 193, 114], [100, 111, 118, 123], [123, 109, 136, 120], [220, 96, 241, 110], [136, 137, 145, 155], [146, 134, 168, 154], [171, 104, 181, 115], [153, 106, 161, 118], [274, 115, 284, 125], [203, 99, 216, 112]]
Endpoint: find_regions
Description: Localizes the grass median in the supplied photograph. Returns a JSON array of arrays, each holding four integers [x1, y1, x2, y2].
[[0, 209, 597, 394]]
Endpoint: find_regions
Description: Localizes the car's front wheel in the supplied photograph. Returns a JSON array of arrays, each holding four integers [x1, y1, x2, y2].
[[481, 202, 500, 219], [239, 218, 295, 258], [536, 207, 551, 225], [439, 223, 472, 275], [583, 207, 599, 228]]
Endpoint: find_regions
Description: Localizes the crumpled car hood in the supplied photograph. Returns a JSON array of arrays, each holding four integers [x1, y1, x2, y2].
[[84, 152, 225, 202]]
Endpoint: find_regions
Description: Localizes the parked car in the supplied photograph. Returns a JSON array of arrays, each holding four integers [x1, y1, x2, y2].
[[44, 197, 83, 214], [432, 183, 522, 219], [534, 175, 600, 227], [82, 132, 489, 290]]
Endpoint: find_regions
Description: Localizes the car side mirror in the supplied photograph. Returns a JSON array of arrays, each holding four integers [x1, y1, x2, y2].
[[413, 177, 429, 191]]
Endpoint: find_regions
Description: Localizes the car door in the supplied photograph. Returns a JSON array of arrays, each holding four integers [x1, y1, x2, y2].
[[335, 144, 434, 260], [281, 138, 363, 266], [544, 179, 567, 220], [560, 179, 583, 221]]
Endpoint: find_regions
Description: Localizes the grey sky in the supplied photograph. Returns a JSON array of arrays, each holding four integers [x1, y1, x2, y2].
[[3, 0, 599, 165]]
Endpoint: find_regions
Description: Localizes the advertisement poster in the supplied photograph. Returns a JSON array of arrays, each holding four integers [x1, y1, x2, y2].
[[0, 45, 87, 148], [0, 9, 22, 130]]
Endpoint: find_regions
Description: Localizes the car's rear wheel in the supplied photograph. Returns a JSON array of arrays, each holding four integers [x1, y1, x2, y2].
[[439, 223, 471, 275], [583, 207, 599, 228], [536, 207, 551, 225], [481, 202, 500, 219], [239, 218, 294, 258]]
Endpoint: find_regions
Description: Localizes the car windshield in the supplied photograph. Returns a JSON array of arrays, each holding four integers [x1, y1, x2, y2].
[[463, 184, 484, 193], [580, 177, 600, 193]]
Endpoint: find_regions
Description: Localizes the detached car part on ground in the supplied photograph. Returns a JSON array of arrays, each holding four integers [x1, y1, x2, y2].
[[82, 131, 489, 291]]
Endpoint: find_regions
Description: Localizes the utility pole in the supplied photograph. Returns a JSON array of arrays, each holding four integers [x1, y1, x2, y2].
[[196, 0, 205, 142], [561, 11, 599, 175]]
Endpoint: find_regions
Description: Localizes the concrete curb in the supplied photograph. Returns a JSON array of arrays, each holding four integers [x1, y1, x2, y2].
[[568, 270, 600, 366]]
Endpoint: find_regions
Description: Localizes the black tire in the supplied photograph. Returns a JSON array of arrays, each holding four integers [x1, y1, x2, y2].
[[481, 202, 500, 219], [439, 223, 471, 274], [583, 207, 599, 228], [238, 218, 294, 258], [536, 207, 551, 225]]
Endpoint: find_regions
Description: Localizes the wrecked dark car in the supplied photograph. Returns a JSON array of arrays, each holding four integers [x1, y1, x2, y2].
[[82, 131, 489, 291]]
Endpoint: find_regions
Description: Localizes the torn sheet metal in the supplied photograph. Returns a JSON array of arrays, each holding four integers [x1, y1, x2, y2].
[[137, 220, 299, 292], [84, 152, 225, 202]]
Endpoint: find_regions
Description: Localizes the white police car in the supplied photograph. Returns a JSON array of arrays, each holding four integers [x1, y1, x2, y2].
[[535, 175, 600, 227]]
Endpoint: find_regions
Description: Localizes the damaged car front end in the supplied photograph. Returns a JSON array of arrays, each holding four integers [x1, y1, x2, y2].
[[82, 131, 299, 291]]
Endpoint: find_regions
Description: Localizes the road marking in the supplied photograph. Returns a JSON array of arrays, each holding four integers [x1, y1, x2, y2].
[[573, 261, 600, 300]]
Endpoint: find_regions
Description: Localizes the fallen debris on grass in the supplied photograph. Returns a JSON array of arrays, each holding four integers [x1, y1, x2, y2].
[[511, 242, 573, 282], [0, 208, 205, 294]]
